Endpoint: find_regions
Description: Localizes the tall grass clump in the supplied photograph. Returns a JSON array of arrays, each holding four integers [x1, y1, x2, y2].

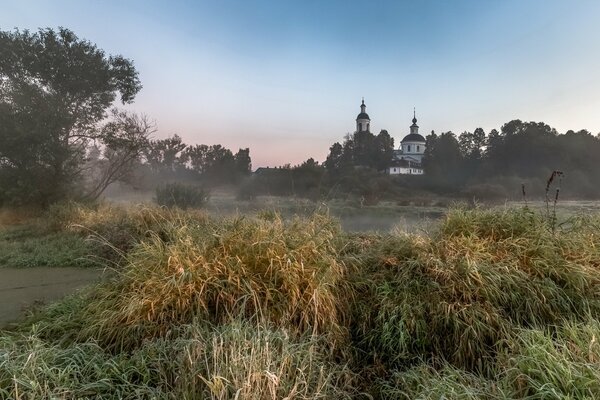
[[375, 363, 509, 399], [499, 319, 600, 398], [348, 206, 600, 374], [45, 201, 209, 265], [55, 210, 350, 352]]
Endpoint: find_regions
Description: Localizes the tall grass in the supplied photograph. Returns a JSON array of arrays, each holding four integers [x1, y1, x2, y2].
[[35, 208, 350, 354], [3, 204, 600, 398], [348, 207, 600, 373], [1, 321, 355, 399]]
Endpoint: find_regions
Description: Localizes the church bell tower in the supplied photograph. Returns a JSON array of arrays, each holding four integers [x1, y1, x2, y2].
[[356, 98, 371, 133]]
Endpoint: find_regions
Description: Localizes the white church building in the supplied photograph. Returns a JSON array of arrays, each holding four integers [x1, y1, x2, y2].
[[353, 99, 426, 175], [389, 110, 426, 175]]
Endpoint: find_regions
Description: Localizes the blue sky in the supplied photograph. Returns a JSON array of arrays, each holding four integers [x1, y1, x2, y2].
[[2, 0, 600, 166]]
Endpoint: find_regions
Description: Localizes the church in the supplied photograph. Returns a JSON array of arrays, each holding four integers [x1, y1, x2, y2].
[[354, 99, 426, 175]]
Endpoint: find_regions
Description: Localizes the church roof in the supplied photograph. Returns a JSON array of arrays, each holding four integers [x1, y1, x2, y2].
[[401, 133, 426, 142], [356, 112, 370, 120]]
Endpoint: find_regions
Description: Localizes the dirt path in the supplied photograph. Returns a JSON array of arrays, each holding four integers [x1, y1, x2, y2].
[[0, 267, 103, 327]]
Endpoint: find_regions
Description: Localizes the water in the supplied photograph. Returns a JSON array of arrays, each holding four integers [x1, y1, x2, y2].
[[0, 267, 103, 327]]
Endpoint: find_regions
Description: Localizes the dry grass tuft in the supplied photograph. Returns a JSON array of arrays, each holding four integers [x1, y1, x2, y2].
[[61, 209, 351, 352]]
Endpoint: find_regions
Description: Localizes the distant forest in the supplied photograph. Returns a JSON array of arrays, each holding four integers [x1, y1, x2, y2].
[[247, 121, 600, 203]]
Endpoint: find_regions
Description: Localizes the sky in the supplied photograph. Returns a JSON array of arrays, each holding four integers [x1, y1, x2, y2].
[[2, 0, 600, 167]]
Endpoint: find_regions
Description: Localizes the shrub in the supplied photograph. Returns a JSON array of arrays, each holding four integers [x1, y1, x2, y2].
[[155, 182, 210, 209]]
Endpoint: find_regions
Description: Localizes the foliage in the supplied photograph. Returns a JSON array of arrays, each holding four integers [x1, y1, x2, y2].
[[83, 110, 153, 201], [312, 119, 600, 203], [155, 182, 210, 209], [44, 210, 349, 352], [324, 129, 394, 173], [347, 207, 600, 375], [141, 136, 252, 187], [250, 160, 326, 199], [0, 27, 145, 206]]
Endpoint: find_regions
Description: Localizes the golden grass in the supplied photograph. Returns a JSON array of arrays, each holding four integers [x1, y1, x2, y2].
[[60, 209, 351, 353]]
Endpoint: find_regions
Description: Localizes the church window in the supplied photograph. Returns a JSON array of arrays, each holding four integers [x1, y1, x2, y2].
[[417, 145, 420, 152], [359, 123, 362, 131], [407, 145, 411, 152]]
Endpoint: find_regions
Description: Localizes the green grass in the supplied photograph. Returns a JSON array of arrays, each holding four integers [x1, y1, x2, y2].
[[1, 320, 356, 399], [2, 204, 600, 398], [0, 224, 97, 268]]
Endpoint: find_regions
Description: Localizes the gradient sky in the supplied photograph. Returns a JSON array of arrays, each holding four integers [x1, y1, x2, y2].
[[2, 0, 600, 167]]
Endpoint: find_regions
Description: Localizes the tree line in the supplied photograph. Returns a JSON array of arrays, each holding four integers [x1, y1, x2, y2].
[[134, 134, 251, 188], [422, 122, 600, 199], [247, 121, 600, 202]]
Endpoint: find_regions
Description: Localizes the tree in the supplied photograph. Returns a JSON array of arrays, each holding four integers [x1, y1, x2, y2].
[[423, 131, 464, 189], [146, 134, 188, 172], [0, 27, 142, 206], [234, 148, 252, 177], [84, 110, 154, 201], [324, 142, 343, 172], [376, 129, 395, 171], [184, 144, 210, 174]]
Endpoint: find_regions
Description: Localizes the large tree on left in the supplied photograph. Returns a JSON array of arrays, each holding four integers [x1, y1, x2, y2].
[[0, 27, 143, 206]]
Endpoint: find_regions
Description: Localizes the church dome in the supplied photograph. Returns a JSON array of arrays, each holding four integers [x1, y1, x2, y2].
[[401, 133, 426, 143], [356, 112, 370, 120]]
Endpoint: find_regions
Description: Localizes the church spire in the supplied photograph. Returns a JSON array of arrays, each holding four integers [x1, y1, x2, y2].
[[410, 108, 419, 134], [356, 98, 370, 132]]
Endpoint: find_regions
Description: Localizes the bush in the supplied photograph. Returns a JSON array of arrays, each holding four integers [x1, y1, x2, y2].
[[155, 183, 210, 209]]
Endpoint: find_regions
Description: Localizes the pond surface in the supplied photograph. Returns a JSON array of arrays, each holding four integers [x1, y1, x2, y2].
[[0, 267, 103, 328]]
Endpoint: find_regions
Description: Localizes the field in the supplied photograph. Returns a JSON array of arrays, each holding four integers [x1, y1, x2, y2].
[[1, 198, 600, 398]]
